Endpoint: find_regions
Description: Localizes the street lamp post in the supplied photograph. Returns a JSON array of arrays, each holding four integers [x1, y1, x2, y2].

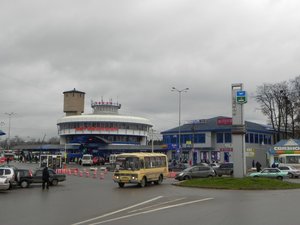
[[171, 87, 189, 161], [5, 112, 15, 150]]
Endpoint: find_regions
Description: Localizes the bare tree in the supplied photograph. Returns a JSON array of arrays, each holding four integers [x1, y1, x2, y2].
[[255, 81, 289, 142]]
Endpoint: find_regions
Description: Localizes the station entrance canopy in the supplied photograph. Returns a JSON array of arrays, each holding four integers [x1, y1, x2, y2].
[[268, 139, 300, 155]]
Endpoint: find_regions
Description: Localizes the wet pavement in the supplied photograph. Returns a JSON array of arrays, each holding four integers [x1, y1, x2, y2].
[[1, 161, 300, 225]]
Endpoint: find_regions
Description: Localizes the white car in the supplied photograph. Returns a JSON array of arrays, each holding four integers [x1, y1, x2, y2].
[[81, 154, 93, 166], [0, 176, 10, 190], [278, 165, 300, 178], [0, 167, 17, 188]]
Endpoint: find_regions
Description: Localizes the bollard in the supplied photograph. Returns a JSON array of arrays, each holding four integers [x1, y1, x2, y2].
[[93, 171, 97, 179], [104, 168, 108, 174], [74, 169, 78, 176], [86, 171, 90, 178], [79, 171, 83, 177]]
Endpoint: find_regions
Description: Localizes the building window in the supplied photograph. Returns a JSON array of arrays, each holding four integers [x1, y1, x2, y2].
[[249, 133, 254, 143], [245, 133, 249, 143], [224, 133, 231, 143], [259, 134, 263, 144], [195, 134, 205, 143], [171, 135, 177, 144], [264, 135, 271, 145], [216, 133, 223, 143], [255, 134, 259, 143]]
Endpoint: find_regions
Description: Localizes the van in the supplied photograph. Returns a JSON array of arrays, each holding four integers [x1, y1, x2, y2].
[[81, 154, 93, 166]]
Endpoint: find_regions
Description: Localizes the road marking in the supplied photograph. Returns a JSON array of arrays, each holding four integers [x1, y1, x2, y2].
[[71, 196, 163, 225], [88, 197, 214, 225], [128, 197, 186, 213]]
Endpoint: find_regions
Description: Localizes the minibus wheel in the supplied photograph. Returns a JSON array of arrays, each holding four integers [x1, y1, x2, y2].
[[155, 175, 163, 185], [139, 177, 147, 188]]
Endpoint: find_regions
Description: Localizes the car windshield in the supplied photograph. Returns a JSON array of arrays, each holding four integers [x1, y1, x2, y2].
[[290, 166, 297, 170], [116, 157, 140, 171], [82, 156, 91, 160]]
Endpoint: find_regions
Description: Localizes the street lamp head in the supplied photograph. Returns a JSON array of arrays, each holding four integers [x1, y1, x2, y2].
[[171, 87, 189, 93]]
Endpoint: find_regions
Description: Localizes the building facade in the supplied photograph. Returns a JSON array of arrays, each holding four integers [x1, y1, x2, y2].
[[57, 89, 153, 160], [161, 116, 276, 169]]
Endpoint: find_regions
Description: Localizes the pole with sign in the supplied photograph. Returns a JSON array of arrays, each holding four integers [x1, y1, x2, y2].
[[231, 84, 247, 178]]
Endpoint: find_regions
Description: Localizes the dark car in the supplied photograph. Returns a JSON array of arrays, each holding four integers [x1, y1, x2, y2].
[[17, 168, 66, 188], [175, 165, 215, 181], [16, 169, 33, 188], [32, 168, 66, 186], [215, 163, 233, 177]]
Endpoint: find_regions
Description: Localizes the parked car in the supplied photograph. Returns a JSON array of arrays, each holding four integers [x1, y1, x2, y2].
[[16, 169, 33, 188], [215, 163, 233, 177], [209, 163, 220, 171], [248, 168, 288, 180], [26, 168, 66, 187], [81, 154, 93, 166], [278, 166, 300, 178], [0, 167, 18, 188], [0, 156, 5, 164], [0, 176, 10, 191], [175, 165, 215, 181]]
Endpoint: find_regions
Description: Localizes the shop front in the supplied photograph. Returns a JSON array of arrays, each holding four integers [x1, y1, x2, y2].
[[268, 139, 300, 166]]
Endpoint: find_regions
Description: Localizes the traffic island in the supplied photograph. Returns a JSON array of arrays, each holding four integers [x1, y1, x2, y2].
[[174, 177, 300, 190]]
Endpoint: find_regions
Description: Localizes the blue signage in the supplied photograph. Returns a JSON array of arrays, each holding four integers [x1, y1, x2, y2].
[[237, 91, 246, 97], [236, 90, 247, 104]]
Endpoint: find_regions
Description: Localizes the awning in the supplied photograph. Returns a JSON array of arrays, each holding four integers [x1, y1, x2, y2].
[[0, 130, 5, 136]]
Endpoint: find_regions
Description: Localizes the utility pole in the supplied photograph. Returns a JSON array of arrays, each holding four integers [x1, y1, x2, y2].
[[5, 112, 15, 150]]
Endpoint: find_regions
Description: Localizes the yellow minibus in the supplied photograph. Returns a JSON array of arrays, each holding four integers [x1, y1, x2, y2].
[[113, 152, 168, 188]]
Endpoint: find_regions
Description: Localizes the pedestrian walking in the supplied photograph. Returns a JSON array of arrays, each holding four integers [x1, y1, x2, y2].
[[42, 166, 50, 190], [255, 161, 262, 172], [6, 157, 9, 164]]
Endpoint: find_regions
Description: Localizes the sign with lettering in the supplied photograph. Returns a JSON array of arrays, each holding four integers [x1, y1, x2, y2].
[[217, 118, 232, 125], [236, 91, 247, 104]]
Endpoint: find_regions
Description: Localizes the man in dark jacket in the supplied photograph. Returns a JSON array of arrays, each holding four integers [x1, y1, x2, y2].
[[42, 166, 50, 190], [256, 161, 262, 172]]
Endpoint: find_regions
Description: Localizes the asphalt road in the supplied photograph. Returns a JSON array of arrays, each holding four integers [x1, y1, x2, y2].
[[1, 162, 300, 225]]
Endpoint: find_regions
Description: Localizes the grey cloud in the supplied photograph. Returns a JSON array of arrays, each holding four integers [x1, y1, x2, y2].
[[1, 0, 300, 140]]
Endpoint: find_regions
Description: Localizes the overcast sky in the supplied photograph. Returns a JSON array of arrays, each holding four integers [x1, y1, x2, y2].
[[1, 0, 300, 141]]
